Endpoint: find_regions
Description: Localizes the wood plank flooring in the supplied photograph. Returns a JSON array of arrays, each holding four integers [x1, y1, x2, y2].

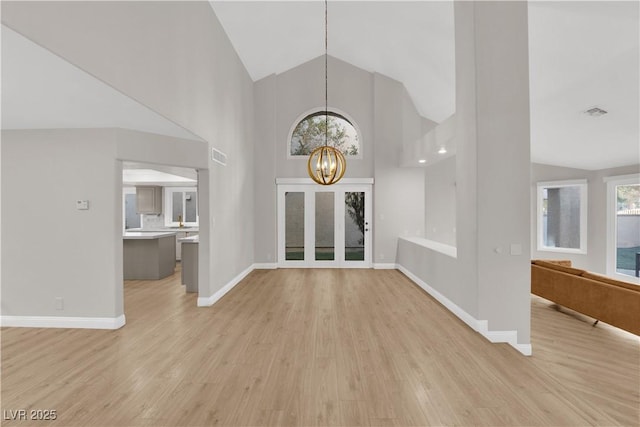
[[2, 268, 639, 426]]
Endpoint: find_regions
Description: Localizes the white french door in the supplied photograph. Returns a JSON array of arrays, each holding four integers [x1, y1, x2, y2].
[[277, 179, 372, 268]]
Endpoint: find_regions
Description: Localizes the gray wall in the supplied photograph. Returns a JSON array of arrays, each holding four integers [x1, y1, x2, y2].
[[2, 1, 254, 313], [398, 1, 532, 347], [474, 1, 531, 341], [531, 162, 640, 272], [373, 73, 425, 263], [253, 56, 425, 265], [1, 128, 208, 318], [2, 129, 120, 317], [253, 76, 278, 264], [424, 155, 457, 246]]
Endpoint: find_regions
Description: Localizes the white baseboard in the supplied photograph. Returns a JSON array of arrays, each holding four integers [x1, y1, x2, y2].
[[476, 320, 532, 355], [1, 314, 126, 330], [253, 263, 277, 270], [197, 264, 255, 307], [397, 264, 532, 356], [373, 263, 398, 270], [397, 265, 480, 330], [512, 343, 533, 356]]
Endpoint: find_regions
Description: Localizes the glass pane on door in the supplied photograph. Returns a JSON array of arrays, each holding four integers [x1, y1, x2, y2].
[[345, 192, 365, 261], [285, 192, 305, 260], [315, 192, 335, 260], [615, 184, 640, 277]]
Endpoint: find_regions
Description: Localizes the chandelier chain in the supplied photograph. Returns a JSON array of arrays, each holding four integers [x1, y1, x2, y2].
[[325, 0, 328, 147], [307, 0, 346, 186]]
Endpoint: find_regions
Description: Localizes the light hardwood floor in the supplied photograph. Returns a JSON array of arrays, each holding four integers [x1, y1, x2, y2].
[[2, 268, 639, 426]]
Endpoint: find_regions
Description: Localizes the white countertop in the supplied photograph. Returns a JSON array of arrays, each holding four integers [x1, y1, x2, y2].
[[126, 227, 199, 232], [399, 236, 458, 258], [178, 235, 199, 243], [123, 231, 178, 240]]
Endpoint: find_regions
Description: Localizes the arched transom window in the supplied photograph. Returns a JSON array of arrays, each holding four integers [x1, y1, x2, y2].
[[290, 111, 360, 156]]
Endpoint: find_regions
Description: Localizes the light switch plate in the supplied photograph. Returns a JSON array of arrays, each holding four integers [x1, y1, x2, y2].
[[76, 200, 89, 210]]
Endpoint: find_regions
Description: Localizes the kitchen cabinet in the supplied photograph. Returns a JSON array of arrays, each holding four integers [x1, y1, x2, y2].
[[136, 186, 162, 214], [180, 235, 198, 293], [123, 232, 176, 280], [175, 230, 198, 260]]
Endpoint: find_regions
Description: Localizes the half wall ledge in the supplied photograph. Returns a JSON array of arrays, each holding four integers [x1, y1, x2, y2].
[[399, 236, 457, 258]]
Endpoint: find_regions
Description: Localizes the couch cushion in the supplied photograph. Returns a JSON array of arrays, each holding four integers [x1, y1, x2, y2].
[[581, 271, 640, 292], [532, 260, 585, 276], [543, 259, 573, 267]]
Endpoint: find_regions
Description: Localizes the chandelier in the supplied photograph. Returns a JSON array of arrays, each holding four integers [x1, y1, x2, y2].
[[307, 0, 346, 185]]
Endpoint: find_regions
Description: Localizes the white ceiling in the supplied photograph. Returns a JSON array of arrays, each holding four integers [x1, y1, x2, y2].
[[1, 2, 638, 171], [211, 0, 456, 123], [212, 0, 639, 170], [527, 1, 639, 170], [1, 25, 202, 141], [122, 163, 197, 186]]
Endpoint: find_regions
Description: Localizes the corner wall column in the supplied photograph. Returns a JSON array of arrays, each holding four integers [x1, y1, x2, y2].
[[455, 1, 532, 346]]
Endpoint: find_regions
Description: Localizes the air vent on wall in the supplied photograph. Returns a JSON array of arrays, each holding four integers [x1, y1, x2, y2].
[[584, 106, 608, 117], [211, 147, 228, 166]]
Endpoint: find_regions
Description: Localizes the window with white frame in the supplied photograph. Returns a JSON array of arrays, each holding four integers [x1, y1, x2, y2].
[[164, 187, 198, 227], [537, 180, 588, 253], [605, 174, 640, 282]]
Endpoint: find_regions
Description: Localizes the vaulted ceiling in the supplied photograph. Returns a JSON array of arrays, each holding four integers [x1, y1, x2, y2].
[[1, 25, 201, 141], [2, 1, 638, 171], [211, 1, 456, 123], [211, 0, 639, 170]]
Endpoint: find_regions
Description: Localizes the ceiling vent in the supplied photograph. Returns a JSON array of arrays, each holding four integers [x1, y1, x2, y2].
[[584, 107, 608, 117], [211, 147, 228, 166]]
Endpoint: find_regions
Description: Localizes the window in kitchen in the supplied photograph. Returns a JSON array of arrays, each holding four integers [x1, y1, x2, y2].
[[537, 179, 588, 254], [165, 187, 198, 227], [123, 187, 142, 230]]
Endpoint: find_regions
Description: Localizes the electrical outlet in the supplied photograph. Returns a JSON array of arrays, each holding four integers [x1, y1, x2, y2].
[[55, 297, 64, 310]]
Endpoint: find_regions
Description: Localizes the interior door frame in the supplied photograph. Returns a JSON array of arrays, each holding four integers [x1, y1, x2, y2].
[[276, 178, 373, 268]]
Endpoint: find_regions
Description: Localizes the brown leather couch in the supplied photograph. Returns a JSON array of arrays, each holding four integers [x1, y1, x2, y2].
[[531, 260, 640, 336]]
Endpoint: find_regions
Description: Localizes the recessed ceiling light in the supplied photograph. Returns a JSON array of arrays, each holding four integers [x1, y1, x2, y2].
[[418, 159, 427, 164], [438, 147, 447, 154], [584, 107, 608, 117]]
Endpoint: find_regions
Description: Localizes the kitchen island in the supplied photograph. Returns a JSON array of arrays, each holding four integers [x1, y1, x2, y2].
[[126, 227, 198, 260], [179, 235, 199, 292], [123, 232, 177, 280]]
